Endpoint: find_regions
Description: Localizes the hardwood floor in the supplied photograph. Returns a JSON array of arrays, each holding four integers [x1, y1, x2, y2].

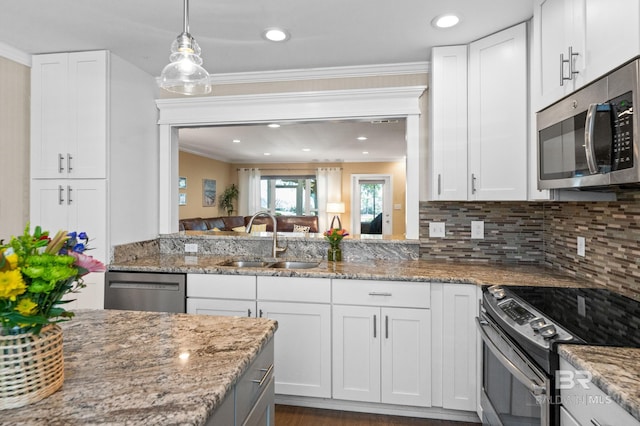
[[275, 405, 481, 426]]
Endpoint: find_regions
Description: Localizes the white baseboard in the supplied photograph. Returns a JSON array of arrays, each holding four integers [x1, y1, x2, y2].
[[275, 394, 481, 423]]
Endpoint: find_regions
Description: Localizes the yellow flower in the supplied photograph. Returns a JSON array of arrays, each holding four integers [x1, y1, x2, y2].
[[15, 297, 38, 316], [0, 252, 18, 271], [0, 269, 27, 300]]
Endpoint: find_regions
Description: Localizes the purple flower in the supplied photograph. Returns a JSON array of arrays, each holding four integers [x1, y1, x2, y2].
[[78, 232, 88, 240]]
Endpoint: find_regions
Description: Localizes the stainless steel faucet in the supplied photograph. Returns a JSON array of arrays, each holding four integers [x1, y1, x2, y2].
[[246, 211, 287, 258]]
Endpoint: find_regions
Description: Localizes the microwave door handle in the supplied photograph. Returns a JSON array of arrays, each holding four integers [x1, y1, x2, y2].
[[476, 317, 546, 396], [584, 103, 599, 174]]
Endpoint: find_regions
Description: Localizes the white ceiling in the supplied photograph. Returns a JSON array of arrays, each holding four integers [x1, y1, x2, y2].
[[0, 0, 533, 162]]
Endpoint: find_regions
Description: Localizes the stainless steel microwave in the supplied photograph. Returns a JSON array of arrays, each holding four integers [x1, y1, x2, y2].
[[537, 58, 640, 190]]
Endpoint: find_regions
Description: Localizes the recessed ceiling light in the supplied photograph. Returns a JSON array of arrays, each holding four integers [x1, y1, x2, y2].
[[263, 28, 290, 42], [267, 123, 280, 128], [263, 152, 271, 156], [302, 148, 311, 152], [232, 139, 241, 143], [432, 13, 461, 29], [357, 136, 368, 141], [362, 151, 369, 155]]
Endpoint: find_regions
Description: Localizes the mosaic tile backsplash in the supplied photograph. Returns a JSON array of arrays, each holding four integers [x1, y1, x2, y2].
[[419, 191, 640, 300]]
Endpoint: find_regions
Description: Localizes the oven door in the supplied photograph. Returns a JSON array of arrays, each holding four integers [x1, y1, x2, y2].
[[477, 311, 551, 426]]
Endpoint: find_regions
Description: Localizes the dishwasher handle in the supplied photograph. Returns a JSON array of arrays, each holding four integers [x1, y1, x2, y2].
[[108, 281, 183, 291]]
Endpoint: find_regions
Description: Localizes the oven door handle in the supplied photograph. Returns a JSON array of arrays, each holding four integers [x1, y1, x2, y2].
[[476, 317, 547, 396]]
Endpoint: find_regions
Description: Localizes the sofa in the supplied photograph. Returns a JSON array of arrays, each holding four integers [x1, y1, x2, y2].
[[179, 215, 319, 233]]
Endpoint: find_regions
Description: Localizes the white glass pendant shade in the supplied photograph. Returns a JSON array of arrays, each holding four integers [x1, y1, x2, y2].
[[159, 0, 211, 95]]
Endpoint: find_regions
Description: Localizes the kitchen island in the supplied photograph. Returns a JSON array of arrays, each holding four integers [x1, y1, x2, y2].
[[1, 310, 277, 425]]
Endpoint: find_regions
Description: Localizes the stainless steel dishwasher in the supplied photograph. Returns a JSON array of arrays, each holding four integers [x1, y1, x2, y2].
[[104, 271, 186, 313]]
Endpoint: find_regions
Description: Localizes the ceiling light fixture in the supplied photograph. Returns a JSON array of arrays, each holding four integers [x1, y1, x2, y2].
[[263, 27, 290, 42], [357, 136, 368, 141], [232, 139, 241, 143], [267, 123, 281, 128], [264, 152, 271, 156], [302, 148, 311, 152], [432, 13, 461, 29], [158, 0, 211, 95]]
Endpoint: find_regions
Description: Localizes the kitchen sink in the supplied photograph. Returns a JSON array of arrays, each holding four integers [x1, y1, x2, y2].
[[218, 260, 272, 268], [268, 261, 321, 269]]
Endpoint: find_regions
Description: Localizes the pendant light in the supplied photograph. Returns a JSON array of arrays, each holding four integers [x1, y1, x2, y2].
[[159, 0, 211, 95]]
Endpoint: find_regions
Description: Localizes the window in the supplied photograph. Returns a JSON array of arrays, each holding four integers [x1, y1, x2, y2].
[[261, 176, 317, 216]]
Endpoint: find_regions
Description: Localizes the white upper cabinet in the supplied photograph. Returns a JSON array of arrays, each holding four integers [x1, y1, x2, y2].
[[430, 45, 468, 201], [468, 22, 528, 200], [31, 51, 107, 179], [533, 0, 640, 111]]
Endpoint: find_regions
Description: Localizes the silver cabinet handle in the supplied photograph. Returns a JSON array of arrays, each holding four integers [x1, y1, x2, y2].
[[251, 363, 274, 387], [568, 46, 579, 80], [67, 186, 73, 205], [67, 153, 73, 172], [247, 308, 252, 317], [373, 314, 377, 338], [368, 292, 392, 297], [259, 309, 263, 318], [385, 315, 389, 339], [471, 173, 477, 194], [58, 153, 65, 173], [58, 185, 65, 205], [437, 173, 442, 196], [561, 46, 580, 86], [590, 419, 602, 426]]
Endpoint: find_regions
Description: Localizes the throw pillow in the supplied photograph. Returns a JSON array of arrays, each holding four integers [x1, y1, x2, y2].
[[250, 223, 267, 232], [232, 226, 248, 233], [293, 224, 311, 233]]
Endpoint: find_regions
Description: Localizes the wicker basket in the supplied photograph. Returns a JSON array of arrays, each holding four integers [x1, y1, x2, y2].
[[0, 325, 64, 410]]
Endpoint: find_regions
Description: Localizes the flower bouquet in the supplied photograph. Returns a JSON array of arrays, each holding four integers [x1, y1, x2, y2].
[[0, 225, 105, 336], [0, 225, 105, 409], [323, 228, 349, 261]]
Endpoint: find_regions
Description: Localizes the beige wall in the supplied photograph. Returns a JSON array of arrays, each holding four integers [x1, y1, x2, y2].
[[212, 160, 407, 235], [178, 151, 234, 219], [0, 56, 30, 242]]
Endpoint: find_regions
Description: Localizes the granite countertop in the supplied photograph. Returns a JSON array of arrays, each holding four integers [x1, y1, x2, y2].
[[109, 254, 584, 287], [559, 345, 640, 422], [1, 310, 277, 425]]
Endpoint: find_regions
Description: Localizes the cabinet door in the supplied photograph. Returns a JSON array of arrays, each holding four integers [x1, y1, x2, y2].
[[31, 51, 107, 179], [468, 22, 528, 200], [67, 51, 107, 179], [187, 298, 255, 317], [242, 376, 275, 426], [30, 179, 107, 310], [258, 301, 331, 398], [584, 0, 640, 83], [441, 285, 479, 411], [381, 307, 431, 407], [430, 45, 468, 201], [333, 305, 380, 403], [31, 53, 69, 178]]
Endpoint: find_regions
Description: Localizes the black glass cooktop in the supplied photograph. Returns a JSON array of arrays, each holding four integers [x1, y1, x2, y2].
[[507, 286, 640, 348]]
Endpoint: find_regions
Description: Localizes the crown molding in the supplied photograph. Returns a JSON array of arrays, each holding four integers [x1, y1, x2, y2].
[[0, 42, 31, 67], [209, 61, 430, 85]]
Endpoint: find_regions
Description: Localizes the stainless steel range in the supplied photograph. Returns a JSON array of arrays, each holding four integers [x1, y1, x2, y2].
[[478, 285, 640, 426]]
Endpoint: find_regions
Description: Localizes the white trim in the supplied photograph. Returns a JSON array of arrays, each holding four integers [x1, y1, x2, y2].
[[157, 86, 426, 125], [0, 42, 31, 67], [208, 62, 429, 85]]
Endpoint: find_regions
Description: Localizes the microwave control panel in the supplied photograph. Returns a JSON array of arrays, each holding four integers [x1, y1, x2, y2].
[[611, 91, 634, 170]]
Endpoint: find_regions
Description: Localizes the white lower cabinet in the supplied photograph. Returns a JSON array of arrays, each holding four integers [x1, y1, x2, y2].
[[186, 274, 256, 317], [431, 283, 480, 412], [257, 276, 331, 398], [559, 358, 640, 426], [332, 279, 431, 407]]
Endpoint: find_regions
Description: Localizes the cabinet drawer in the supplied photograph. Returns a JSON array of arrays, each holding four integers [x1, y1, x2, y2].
[[187, 274, 256, 299], [332, 279, 430, 308], [257, 276, 330, 303], [236, 338, 274, 424]]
